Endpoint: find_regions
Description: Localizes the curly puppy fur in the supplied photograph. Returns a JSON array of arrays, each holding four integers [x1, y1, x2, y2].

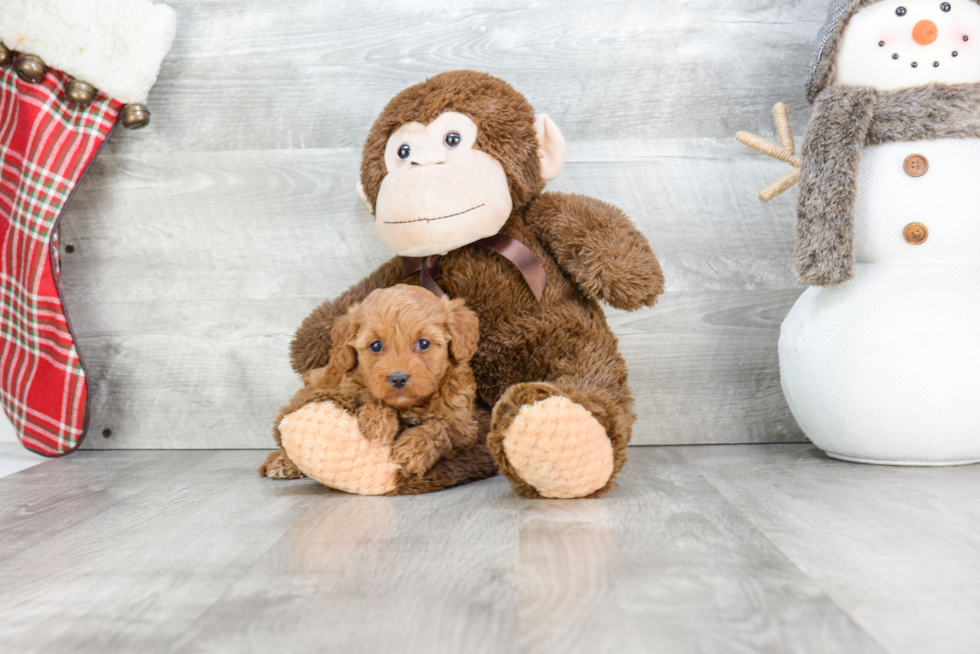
[[260, 285, 483, 487], [797, 83, 980, 285], [287, 71, 664, 498]]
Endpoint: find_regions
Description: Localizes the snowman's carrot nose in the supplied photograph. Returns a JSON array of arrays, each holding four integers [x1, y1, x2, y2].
[[913, 19, 938, 45]]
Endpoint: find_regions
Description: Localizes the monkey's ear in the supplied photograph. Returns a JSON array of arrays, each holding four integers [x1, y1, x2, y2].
[[355, 181, 373, 213], [444, 298, 480, 363], [534, 113, 567, 181], [327, 310, 359, 372]]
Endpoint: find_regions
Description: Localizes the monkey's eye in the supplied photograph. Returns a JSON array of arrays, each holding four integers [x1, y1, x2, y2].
[[416, 339, 431, 351], [896, 6, 907, 15], [445, 132, 461, 148], [941, 2, 951, 11], [397, 144, 411, 160], [369, 340, 383, 353]]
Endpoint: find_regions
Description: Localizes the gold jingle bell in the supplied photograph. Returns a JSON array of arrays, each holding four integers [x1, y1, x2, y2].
[[15, 54, 47, 83], [120, 103, 150, 129], [66, 80, 97, 108], [0, 43, 13, 67]]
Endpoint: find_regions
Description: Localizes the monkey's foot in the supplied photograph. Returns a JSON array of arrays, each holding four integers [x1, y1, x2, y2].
[[279, 401, 400, 495], [489, 385, 615, 499]]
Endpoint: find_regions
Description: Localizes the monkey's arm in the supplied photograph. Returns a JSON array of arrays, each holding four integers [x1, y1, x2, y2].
[[289, 257, 404, 373], [525, 192, 664, 311]]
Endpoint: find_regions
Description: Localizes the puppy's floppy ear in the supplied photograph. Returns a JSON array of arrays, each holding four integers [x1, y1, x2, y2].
[[326, 308, 359, 372], [303, 366, 330, 389], [444, 298, 480, 362]]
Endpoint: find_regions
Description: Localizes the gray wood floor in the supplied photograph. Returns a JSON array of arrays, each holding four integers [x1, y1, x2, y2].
[[1, 445, 977, 654]]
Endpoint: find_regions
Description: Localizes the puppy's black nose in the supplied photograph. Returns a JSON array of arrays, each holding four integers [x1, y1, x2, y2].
[[389, 371, 409, 389]]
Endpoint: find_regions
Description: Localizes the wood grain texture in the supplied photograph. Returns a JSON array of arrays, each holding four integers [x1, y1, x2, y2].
[[4, 447, 954, 653], [54, 0, 821, 448], [104, 0, 825, 155], [682, 445, 980, 654]]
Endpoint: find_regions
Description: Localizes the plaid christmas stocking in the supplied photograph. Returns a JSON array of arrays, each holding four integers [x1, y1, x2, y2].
[[0, 0, 175, 455]]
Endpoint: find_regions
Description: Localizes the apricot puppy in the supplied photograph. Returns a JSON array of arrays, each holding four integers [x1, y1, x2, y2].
[[265, 284, 480, 480]]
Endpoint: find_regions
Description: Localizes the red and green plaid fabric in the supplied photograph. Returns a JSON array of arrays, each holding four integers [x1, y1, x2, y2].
[[1, 63, 121, 456]]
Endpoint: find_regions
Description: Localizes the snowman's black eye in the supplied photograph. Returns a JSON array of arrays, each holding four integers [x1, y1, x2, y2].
[[893, 53, 900, 59], [934, 61, 941, 67], [953, 50, 959, 56], [397, 144, 411, 160], [879, 40, 886, 46], [912, 61, 919, 67], [964, 34, 970, 41], [941, 3, 951, 11], [445, 132, 461, 148], [896, 6, 907, 15]]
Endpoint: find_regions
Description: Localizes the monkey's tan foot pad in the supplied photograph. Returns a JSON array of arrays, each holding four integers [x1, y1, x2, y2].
[[279, 401, 399, 495], [501, 395, 614, 499]]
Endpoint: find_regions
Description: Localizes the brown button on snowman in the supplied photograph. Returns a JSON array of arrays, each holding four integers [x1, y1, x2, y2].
[[744, 0, 980, 464]]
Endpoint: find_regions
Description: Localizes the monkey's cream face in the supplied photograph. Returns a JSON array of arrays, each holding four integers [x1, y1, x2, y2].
[[834, 0, 980, 90], [374, 112, 513, 257]]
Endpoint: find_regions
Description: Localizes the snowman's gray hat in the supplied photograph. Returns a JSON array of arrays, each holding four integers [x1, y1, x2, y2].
[[806, 0, 980, 102], [805, 0, 873, 103]]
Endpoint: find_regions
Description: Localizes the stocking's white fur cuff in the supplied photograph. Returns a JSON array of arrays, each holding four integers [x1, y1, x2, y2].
[[0, 0, 176, 104]]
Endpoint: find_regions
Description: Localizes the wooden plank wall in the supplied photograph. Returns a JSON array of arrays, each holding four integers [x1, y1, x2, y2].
[[62, 0, 828, 449]]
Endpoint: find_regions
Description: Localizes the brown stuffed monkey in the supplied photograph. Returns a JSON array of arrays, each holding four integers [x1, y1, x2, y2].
[[261, 70, 664, 498]]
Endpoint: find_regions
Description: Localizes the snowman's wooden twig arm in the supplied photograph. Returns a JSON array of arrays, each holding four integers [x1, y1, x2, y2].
[[735, 131, 800, 167], [760, 167, 800, 202], [736, 102, 801, 201], [774, 102, 795, 152]]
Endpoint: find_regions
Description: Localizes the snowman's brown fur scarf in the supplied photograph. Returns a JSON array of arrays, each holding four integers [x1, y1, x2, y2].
[[797, 82, 980, 285]]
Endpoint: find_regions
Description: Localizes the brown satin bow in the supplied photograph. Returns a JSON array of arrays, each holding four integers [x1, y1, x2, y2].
[[402, 234, 547, 301]]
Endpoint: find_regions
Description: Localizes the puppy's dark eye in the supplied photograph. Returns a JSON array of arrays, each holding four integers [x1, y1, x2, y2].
[[397, 144, 411, 160], [942, 3, 951, 11], [369, 340, 383, 353], [896, 6, 907, 15], [445, 132, 461, 148], [416, 339, 431, 351]]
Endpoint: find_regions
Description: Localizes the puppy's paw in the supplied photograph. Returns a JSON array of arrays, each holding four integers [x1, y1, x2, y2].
[[356, 402, 400, 447], [392, 428, 442, 476], [259, 450, 306, 479]]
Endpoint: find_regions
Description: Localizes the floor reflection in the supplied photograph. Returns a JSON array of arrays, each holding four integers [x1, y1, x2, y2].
[[285, 496, 395, 579], [518, 501, 612, 652]]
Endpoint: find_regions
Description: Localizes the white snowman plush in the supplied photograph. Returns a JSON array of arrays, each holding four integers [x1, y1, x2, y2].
[[777, 0, 980, 464]]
